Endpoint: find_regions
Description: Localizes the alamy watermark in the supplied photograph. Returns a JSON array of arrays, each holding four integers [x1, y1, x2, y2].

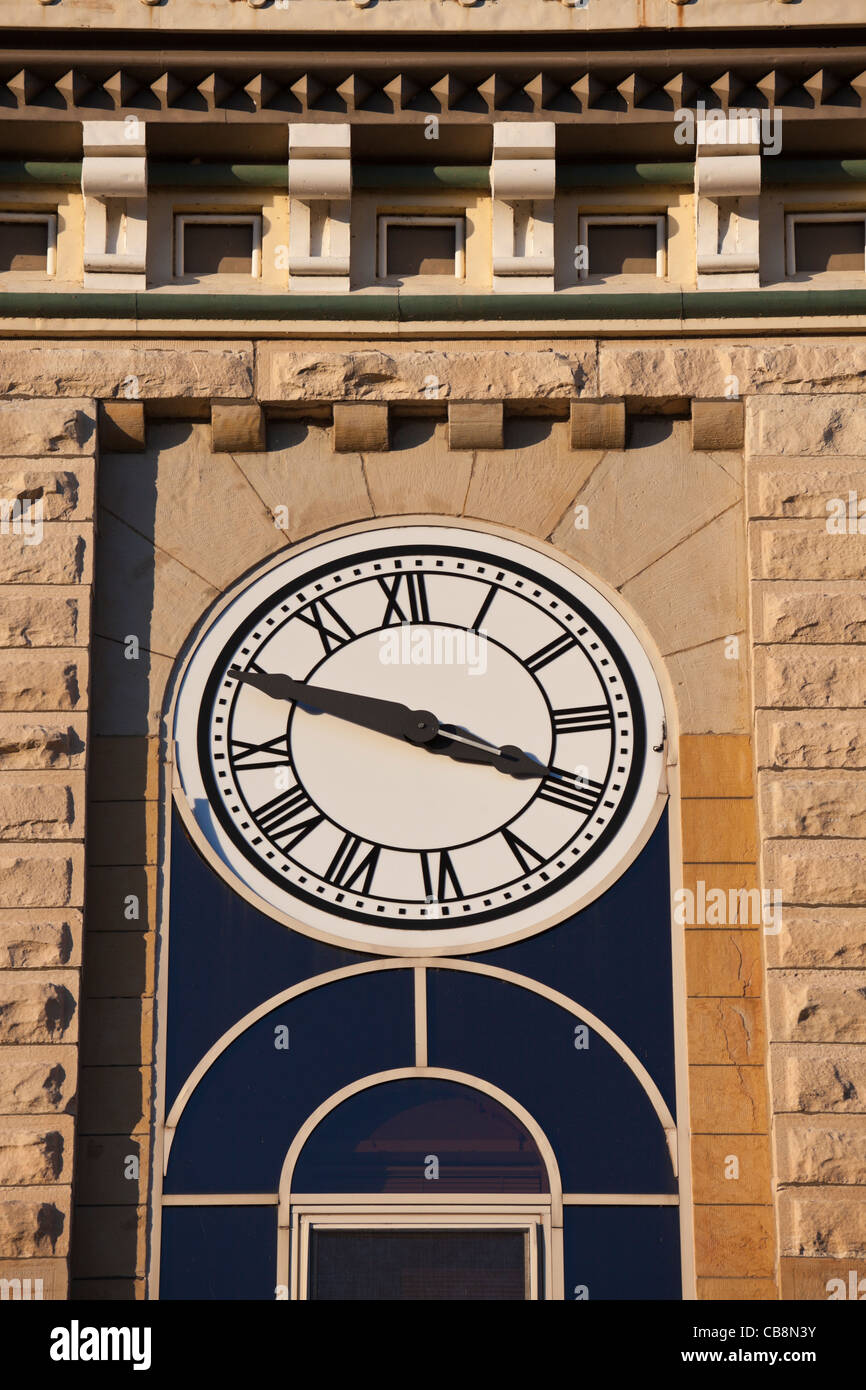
[[379, 623, 488, 676], [0, 495, 43, 545], [673, 879, 782, 935], [674, 102, 783, 157]]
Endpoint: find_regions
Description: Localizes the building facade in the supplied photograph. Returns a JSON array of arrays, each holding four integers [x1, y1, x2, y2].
[[0, 0, 865, 1302]]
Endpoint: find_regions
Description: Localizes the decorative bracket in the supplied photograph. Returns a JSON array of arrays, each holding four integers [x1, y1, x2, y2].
[[490, 121, 556, 293], [82, 120, 148, 290], [694, 115, 761, 290], [287, 124, 352, 292]]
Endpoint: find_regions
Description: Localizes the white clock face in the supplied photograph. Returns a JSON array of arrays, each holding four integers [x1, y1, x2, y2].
[[173, 522, 667, 953]]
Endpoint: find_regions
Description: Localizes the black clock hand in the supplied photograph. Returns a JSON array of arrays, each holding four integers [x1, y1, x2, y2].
[[230, 668, 549, 779], [229, 668, 439, 746]]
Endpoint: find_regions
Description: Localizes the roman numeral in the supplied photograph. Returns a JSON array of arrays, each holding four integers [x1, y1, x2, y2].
[[324, 834, 381, 893], [537, 767, 604, 815], [253, 784, 323, 850], [471, 583, 497, 632], [501, 827, 546, 874], [229, 732, 291, 770], [379, 572, 430, 625], [420, 850, 463, 902], [294, 598, 355, 654], [526, 631, 579, 673], [553, 705, 613, 734]]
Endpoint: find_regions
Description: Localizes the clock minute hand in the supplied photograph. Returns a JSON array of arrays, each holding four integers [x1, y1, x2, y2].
[[429, 726, 549, 780], [229, 668, 440, 746]]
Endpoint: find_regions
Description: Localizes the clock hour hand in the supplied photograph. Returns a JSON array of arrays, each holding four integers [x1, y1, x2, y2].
[[229, 668, 440, 746]]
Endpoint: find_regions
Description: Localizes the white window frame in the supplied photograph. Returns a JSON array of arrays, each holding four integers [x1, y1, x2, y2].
[[377, 214, 466, 281], [174, 213, 262, 279], [785, 211, 866, 278], [290, 1199, 547, 1301], [0, 211, 57, 276], [577, 213, 666, 281]]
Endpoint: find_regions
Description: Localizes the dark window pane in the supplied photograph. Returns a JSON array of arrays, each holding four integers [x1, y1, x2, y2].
[[309, 1229, 527, 1300], [587, 223, 658, 275], [293, 1077, 549, 1193], [386, 223, 457, 276], [795, 220, 864, 273], [0, 221, 48, 272], [182, 222, 254, 275]]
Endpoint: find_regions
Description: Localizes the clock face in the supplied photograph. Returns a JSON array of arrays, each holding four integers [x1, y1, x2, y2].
[[173, 522, 666, 953]]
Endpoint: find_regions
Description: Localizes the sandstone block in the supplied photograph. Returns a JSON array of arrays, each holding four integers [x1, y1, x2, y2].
[[0, 464, 94, 522], [98, 401, 146, 453], [770, 1043, 866, 1113], [333, 402, 389, 452], [82, 932, 154, 1000], [0, 589, 87, 649], [780, 1255, 866, 1300], [768, 970, 866, 1044], [0, 910, 80, 968], [0, 972, 78, 1044], [777, 1188, 866, 1258], [754, 647, 865, 709], [691, 400, 744, 452], [0, 650, 87, 713], [665, 639, 751, 734], [599, 340, 866, 401], [679, 735, 754, 798], [211, 400, 265, 453], [0, 1045, 77, 1115], [764, 907, 866, 971], [569, 400, 625, 450], [75, 1135, 148, 1206], [70, 1203, 146, 1279], [694, 1204, 775, 1278], [689, 1065, 768, 1133], [85, 867, 155, 933], [763, 839, 866, 906], [256, 342, 595, 404], [748, 464, 866, 520], [86, 802, 158, 868], [0, 527, 92, 586], [0, 772, 82, 841], [0, 341, 253, 400], [0, 1257, 68, 1300], [759, 770, 866, 838], [697, 1277, 778, 1300], [448, 402, 503, 451], [751, 519, 866, 582], [0, 714, 86, 771], [88, 738, 159, 803], [89, 637, 172, 738], [80, 999, 152, 1067], [775, 1114, 866, 1186], [77, 1066, 151, 1136], [681, 863, 759, 900], [0, 401, 95, 458], [756, 711, 866, 771], [0, 1187, 70, 1258], [691, 1134, 773, 1204], [687, 998, 766, 1064], [685, 930, 762, 997], [0, 843, 84, 908], [748, 394, 866, 457], [465, 419, 598, 539], [682, 798, 758, 863], [751, 580, 866, 644], [365, 419, 471, 518], [0, 1115, 73, 1185]]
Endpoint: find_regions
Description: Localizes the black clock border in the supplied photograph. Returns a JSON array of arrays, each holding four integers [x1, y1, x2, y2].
[[196, 541, 648, 931]]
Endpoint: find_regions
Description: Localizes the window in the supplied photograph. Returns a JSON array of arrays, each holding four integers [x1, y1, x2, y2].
[[0, 213, 56, 275], [578, 215, 665, 279], [786, 213, 866, 275], [378, 215, 465, 279], [174, 214, 262, 278]]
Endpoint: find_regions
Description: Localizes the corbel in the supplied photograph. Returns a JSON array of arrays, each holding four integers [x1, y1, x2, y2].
[[287, 124, 352, 292], [448, 402, 504, 450], [691, 399, 745, 451], [98, 401, 146, 453], [211, 401, 266, 453], [333, 403, 389, 452], [694, 114, 761, 290], [570, 400, 626, 451], [82, 120, 148, 290], [490, 122, 556, 293]]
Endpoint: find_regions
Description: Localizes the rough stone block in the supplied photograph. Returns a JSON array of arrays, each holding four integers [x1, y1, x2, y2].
[[0, 1187, 70, 1258], [752, 580, 866, 644], [0, 1257, 68, 1300], [0, 972, 78, 1044], [0, 1045, 77, 1116], [779, 1255, 866, 1301], [754, 646, 865, 709], [759, 769, 866, 838], [764, 907, 866, 971], [0, 527, 91, 586], [751, 519, 866, 581], [768, 970, 866, 1044], [0, 588, 87, 649], [770, 1043, 866, 1113], [0, 910, 80, 969], [777, 1188, 866, 1258], [0, 401, 95, 458], [775, 1114, 866, 1186], [0, 464, 93, 524], [748, 463, 866, 520], [0, 650, 87, 713], [0, 772, 82, 841], [0, 1115, 73, 1185], [0, 843, 84, 907], [0, 341, 253, 401], [748, 395, 866, 458], [763, 838, 866, 906], [756, 710, 866, 771]]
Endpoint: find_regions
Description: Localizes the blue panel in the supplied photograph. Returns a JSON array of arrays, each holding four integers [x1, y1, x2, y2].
[[427, 970, 676, 1194], [164, 968, 414, 1193], [476, 810, 676, 1115], [563, 1205, 681, 1300], [159, 1206, 276, 1300], [165, 807, 370, 1111]]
